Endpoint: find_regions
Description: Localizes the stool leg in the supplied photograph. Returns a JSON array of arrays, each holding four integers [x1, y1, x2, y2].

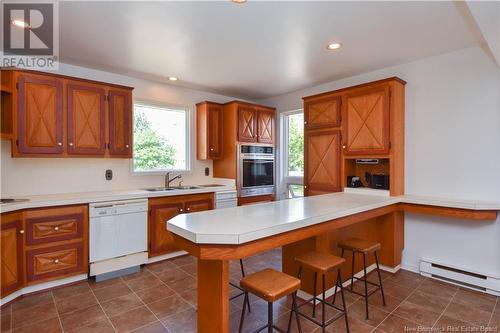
[[338, 269, 350, 333], [238, 292, 248, 333], [362, 253, 369, 320], [350, 251, 355, 291], [332, 248, 345, 306], [322, 273, 326, 332], [287, 291, 302, 333], [312, 272, 317, 318], [240, 259, 252, 313], [267, 302, 273, 333], [374, 251, 386, 306]]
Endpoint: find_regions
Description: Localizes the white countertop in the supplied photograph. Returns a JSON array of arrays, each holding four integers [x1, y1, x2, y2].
[[0, 184, 236, 213], [167, 192, 500, 245]]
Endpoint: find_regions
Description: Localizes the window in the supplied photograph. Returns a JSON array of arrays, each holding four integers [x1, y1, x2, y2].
[[280, 110, 304, 199], [132, 102, 190, 173]]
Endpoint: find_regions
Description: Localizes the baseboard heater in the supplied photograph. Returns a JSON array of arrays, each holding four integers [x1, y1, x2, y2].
[[419, 259, 500, 296]]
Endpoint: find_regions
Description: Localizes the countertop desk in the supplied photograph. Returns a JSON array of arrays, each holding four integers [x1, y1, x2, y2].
[[167, 192, 498, 333]]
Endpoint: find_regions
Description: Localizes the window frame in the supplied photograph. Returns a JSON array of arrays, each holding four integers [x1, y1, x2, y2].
[[279, 109, 304, 199], [130, 100, 192, 175]]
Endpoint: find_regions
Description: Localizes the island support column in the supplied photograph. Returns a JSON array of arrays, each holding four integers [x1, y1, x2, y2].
[[197, 259, 230, 333]]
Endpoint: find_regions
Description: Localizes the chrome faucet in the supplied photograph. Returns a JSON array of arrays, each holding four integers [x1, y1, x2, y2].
[[165, 172, 182, 188]]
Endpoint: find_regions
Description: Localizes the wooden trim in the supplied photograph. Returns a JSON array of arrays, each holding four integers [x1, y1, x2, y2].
[[25, 213, 83, 246], [302, 77, 406, 101], [25, 243, 84, 282], [398, 203, 497, 221], [17, 75, 64, 154], [223, 100, 275, 111], [66, 84, 106, 155], [1, 68, 134, 90], [237, 194, 274, 206], [0, 219, 24, 297]]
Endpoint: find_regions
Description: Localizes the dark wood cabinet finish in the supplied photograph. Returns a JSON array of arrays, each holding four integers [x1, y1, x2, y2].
[[1, 213, 24, 297], [197, 102, 223, 159], [108, 89, 132, 157]]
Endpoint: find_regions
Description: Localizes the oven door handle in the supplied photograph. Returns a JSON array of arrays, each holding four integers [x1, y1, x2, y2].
[[242, 160, 273, 164]]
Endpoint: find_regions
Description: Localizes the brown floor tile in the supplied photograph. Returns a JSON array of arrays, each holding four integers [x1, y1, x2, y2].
[[121, 268, 154, 281], [393, 300, 441, 327], [92, 282, 132, 303], [12, 317, 62, 333], [52, 282, 91, 300], [130, 321, 168, 333], [368, 292, 403, 312], [179, 263, 197, 276], [148, 295, 192, 318], [55, 290, 98, 315], [377, 314, 422, 333], [146, 260, 178, 274], [166, 276, 197, 294], [1, 309, 11, 332], [405, 289, 450, 314], [169, 255, 196, 267], [248, 299, 289, 320], [417, 278, 457, 299], [490, 304, 500, 328], [327, 289, 360, 309], [60, 304, 107, 332], [68, 319, 115, 333], [89, 277, 124, 291], [124, 275, 163, 292], [11, 291, 53, 311], [384, 270, 424, 289], [326, 316, 374, 333], [433, 315, 480, 332], [161, 308, 197, 333], [344, 299, 390, 327], [380, 280, 415, 300], [109, 306, 157, 333], [452, 287, 497, 313], [443, 301, 492, 326], [100, 293, 144, 317], [178, 289, 197, 307], [11, 302, 58, 329], [155, 268, 191, 285], [230, 307, 266, 333], [275, 311, 318, 333], [136, 285, 175, 304]]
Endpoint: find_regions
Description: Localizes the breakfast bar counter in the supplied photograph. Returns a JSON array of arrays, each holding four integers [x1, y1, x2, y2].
[[167, 192, 498, 333]]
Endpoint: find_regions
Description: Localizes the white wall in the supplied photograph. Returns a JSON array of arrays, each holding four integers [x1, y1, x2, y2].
[[1, 63, 244, 197], [260, 47, 500, 276]]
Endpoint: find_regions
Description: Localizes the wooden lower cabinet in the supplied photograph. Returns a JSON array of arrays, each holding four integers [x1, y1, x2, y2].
[[1, 212, 24, 297], [26, 243, 84, 282], [237, 194, 275, 206], [149, 193, 214, 257]]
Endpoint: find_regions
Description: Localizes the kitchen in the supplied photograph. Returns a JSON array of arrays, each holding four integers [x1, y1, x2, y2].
[[1, 1, 499, 333]]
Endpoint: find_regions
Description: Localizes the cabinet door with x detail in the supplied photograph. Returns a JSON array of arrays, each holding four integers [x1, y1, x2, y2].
[[67, 82, 106, 155], [257, 108, 274, 144], [304, 95, 341, 130], [238, 106, 257, 143]]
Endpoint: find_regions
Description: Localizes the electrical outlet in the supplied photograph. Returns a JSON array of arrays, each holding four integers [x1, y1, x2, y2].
[[205, 167, 209, 176], [105, 169, 113, 180]]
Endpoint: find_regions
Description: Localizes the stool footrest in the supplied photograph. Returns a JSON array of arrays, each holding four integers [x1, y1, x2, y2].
[[296, 294, 347, 329], [250, 323, 288, 333], [229, 282, 245, 300]]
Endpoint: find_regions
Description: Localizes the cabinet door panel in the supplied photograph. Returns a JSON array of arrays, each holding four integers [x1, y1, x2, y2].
[[304, 95, 341, 130], [26, 244, 83, 282], [1, 217, 23, 297], [185, 198, 213, 213], [208, 104, 223, 158], [109, 89, 132, 157], [26, 213, 83, 246], [238, 106, 257, 142], [343, 85, 390, 155], [304, 129, 341, 196], [17, 74, 63, 154], [149, 201, 184, 257], [67, 84, 106, 155], [257, 109, 274, 144]]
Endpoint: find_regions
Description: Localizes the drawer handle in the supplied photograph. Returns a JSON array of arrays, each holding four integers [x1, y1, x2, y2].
[[54, 226, 59, 231], [57, 142, 63, 147], [19, 229, 25, 235], [54, 259, 60, 264], [125, 144, 129, 148], [179, 208, 184, 212]]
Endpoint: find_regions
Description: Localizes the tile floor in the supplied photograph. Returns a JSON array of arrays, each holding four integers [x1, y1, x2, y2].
[[0, 248, 498, 333]]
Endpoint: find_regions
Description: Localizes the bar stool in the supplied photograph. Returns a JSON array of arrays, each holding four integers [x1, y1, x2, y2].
[[294, 252, 350, 333], [335, 238, 386, 320], [238, 268, 302, 333], [230, 259, 252, 312]]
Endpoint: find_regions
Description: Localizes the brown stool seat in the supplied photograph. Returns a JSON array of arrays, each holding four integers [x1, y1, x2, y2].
[[295, 252, 345, 273], [240, 268, 301, 302], [338, 238, 381, 253]]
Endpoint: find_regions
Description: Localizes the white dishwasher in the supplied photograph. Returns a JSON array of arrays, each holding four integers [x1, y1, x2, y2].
[[89, 199, 148, 281]]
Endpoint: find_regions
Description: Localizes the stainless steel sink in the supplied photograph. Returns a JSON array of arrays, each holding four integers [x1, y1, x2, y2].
[[170, 185, 201, 190], [143, 187, 175, 192], [197, 184, 225, 188]]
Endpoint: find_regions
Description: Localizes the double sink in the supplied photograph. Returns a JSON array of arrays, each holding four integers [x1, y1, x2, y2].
[[143, 184, 225, 192]]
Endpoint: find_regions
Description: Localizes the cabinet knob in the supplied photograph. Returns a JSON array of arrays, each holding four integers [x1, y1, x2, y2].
[[304, 121, 308, 125], [57, 142, 62, 147], [210, 148, 214, 151], [342, 145, 346, 149], [179, 208, 184, 212], [125, 144, 129, 148], [54, 259, 60, 264], [186, 207, 191, 211], [54, 226, 59, 231], [304, 185, 307, 189], [69, 142, 73, 147], [19, 229, 24, 235]]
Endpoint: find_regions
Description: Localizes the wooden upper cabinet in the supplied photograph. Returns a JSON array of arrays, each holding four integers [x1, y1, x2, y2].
[[304, 129, 341, 196], [67, 83, 106, 155], [1, 212, 24, 297], [304, 95, 341, 130], [257, 108, 274, 144], [16, 73, 63, 155], [197, 102, 223, 160], [238, 106, 257, 143], [108, 89, 132, 157], [343, 84, 390, 155]]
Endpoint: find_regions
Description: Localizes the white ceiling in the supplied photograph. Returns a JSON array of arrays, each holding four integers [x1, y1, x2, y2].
[[60, 1, 480, 100]]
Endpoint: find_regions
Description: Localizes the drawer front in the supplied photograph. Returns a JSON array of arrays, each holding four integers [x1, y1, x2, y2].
[[26, 214, 83, 245], [26, 244, 84, 282]]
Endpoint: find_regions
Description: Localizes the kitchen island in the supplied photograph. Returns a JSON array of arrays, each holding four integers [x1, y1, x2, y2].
[[167, 192, 498, 333]]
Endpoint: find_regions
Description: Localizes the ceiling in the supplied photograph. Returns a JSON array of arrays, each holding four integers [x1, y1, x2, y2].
[[60, 1, 480, 100]]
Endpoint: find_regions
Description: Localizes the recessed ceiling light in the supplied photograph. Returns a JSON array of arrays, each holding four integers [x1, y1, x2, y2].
[[326, 42, 342, 50], [168, 76, 178, 81], [11, 19, 30, 28], [231, 0, 247, 3]]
